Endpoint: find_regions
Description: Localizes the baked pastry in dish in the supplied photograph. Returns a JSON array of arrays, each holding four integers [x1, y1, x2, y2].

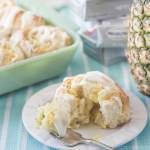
[[0, 39, 24, 66], [0, 0, 72, 66], [20, 26, 72, 57], [37, 71, 131, 137]]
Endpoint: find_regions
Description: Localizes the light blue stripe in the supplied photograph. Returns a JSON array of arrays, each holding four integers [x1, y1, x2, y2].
[[0, 95, 8, 139], [0, 94, 13, 150], [5, 89, 27, 150]]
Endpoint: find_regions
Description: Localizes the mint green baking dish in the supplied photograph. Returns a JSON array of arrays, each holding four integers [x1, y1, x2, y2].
[[0, 0, 80, 95]]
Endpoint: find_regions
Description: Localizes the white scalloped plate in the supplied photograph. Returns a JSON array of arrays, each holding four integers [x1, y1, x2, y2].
[[22, 84, 148, 150]]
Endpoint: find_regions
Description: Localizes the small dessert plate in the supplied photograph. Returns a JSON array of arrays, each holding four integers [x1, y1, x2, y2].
[[22, 84, 148, 150]]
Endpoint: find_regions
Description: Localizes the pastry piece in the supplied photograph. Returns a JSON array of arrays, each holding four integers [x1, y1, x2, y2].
[[37, 71, 131, 137], [13, 11, 45, 31], [37, 93, 75, 136], [92, 84, 130, 128], [0, 39, 25, 66], [20, 26, 72, 57], [0, 6, 22, 39], [9, 30, 24, 47], [0, 1, 45, 37]]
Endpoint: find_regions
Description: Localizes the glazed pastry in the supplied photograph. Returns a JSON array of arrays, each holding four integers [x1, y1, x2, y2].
[[20, 26, 72, 57], [13, 11, 45, 31], [37, 71, 131, 137], [0, 39, 25, 66], [0, 0, 72, 67], [0, 6, 22, 39], [0, 6, 45, 38], [0, 0, 45, 31]]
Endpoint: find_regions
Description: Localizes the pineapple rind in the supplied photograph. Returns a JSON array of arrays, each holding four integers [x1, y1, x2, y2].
[[127, 0, 150, 95]]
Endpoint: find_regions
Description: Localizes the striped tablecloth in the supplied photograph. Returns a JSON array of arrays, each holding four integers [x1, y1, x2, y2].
[[0, 48, 149, 150]]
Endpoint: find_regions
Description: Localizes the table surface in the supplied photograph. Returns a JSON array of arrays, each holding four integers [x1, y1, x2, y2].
[[0, 48, 149, 150]]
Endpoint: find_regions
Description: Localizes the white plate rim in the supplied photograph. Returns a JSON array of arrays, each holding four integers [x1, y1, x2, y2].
[[22, 83, 148, 150]]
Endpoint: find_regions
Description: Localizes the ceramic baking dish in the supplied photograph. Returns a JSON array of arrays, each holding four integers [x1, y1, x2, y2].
[[0, 0, 80, 95]]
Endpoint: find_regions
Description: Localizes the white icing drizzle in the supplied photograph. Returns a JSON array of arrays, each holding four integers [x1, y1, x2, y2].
[[39, 28, 53, 43], [55, 85, 67, 95], [20, 40, 34, 57], [71, 74, 84, 88], [58, 31, 68, 46], [0, 6, 21, 37], [84, 71, 112, 83], [78, 71, 114, 89], [10, 31, 24, 46], [29, 26, 55, 43], [65, 71, 115, 91], [21, 11, 34, 29], [53, 94, 75, 136]]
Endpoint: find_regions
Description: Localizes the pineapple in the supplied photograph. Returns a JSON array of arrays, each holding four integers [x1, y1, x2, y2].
[[127, 0, 150, 95]]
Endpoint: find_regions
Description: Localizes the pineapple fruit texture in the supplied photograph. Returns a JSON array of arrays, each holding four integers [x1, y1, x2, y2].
[[127, 0, 150, 95]]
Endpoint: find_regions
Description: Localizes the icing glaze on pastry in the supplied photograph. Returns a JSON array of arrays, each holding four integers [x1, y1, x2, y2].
[[0, 6, 21, 38], [21, 11, 34, 29], [37, 93, 75, 136], [21, 26, 72, 57], [37, 71, 131, 136], [10, 31, 24, 46], [20, 40, 34, 57], [20, 11, 45, 30]]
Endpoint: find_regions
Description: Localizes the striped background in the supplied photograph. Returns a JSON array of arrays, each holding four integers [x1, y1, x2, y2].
[[0, 48, 149, 150]]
